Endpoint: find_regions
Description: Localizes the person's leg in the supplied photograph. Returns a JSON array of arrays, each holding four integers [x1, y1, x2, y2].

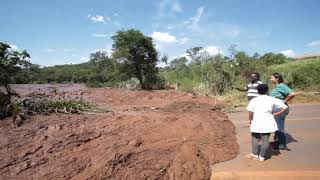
[[260, 133, 270, 159], [277, 131, 287, 149], [274, 110, 289, 149], [251, 132, 260, 155]]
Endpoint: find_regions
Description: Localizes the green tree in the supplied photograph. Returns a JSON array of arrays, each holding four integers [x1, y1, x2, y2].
[[186, 47, 203, 62], [260, 52, 287, 66], [198, 54, 232, 95], [112, 29, 159, 89], [87, 50, 123, 87], [252, 52, 260, 59], [169, 57, 188, 69], [234, 51, 254, 77], [228, 44, 238, 61], [0, 42, 30, 120], [0, 42, 30, 95], [169, 57, 190, 82]]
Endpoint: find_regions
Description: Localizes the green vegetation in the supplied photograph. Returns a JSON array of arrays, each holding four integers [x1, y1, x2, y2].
[[3, 39, 319, 97], [0, 42, 111, 127], [2, 28, 320, 116], [160, 48, 301, 95], [291, 92, 320, 104], [263, 57, 320, 91], [112, 29, 163, 89], [1, 42, 30, 125], [0, 42, 30, 95], [160, 49, 319, 108], [26, 97, 111, 114], [9, 29, 165, 89]]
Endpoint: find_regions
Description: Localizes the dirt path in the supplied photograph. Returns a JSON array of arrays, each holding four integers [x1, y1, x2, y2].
[[0, 85, 239, 180]]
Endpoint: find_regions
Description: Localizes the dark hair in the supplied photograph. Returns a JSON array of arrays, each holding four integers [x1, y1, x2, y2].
[[257, 84, 268, 95], [271, 72, 284, 83], [251, 72, 260, 79]]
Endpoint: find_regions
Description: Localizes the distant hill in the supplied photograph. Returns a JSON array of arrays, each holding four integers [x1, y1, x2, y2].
[[296, 53, 320, 60]]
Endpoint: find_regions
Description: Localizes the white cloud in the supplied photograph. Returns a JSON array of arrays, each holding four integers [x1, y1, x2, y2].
[[172, 1, 183, 13], [151, 32, 177, 43], [44, 48, 74, 53], [175, 46, 222, 59], [63, 49, 74, 52], [225, 29, 240, 38], [167, 26, 174, 30], [113, 21, 121, 27], [201, 46, 223, 57], [44, 48, 57, 52], [179, 37, 190, 44], [90, 49, 113, 57], [92, 33, 112, 37], [9, 44, 18, 50], [280, 49, 295, 58], [80, 57, 89, 62], [248, 31, 271, 39], [183, 6, 204, 32], [88, 14, 108, 24], [307, 40, 320, 47], [158, 0, 168, 16], [158, 0, 183, 16], [154, 43, 164, 52]]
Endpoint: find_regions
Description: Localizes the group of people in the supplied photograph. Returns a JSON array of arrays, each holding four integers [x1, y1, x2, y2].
[[237, 72, 296, 162]]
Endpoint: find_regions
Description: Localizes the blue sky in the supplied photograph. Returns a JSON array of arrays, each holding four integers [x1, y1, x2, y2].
[[1, 0, 320, 66]]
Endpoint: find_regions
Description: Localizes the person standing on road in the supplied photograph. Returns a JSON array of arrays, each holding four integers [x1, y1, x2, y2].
[[236, 73, 263, 101], [270, 72, 296, 150], [247, 84, 288, 161]]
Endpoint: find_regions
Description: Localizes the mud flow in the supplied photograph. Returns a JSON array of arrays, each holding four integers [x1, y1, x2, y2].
[[0, 84, 239, 180]]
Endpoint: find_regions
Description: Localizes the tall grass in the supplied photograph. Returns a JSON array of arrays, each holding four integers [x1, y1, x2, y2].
[[263, 57, 320, 91]]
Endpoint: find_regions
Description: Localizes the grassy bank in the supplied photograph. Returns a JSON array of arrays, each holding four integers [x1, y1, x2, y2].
[[262, 57, 320, 91]]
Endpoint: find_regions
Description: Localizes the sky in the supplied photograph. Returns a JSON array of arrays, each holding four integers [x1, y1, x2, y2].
[[1, 0, 320, 66]]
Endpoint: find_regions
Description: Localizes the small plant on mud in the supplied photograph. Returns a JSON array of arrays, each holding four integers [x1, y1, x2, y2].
[[200, 137, 209, 146], [117, 78, 141, 89], [1, 95, 112, 128], [159, 165, 167, 174], [26, 97, 111, 114]]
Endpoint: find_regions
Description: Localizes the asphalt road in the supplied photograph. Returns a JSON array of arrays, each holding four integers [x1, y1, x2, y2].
[[211, 103, 320, 179]]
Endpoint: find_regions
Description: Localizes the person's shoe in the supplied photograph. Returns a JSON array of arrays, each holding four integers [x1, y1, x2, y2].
[[272, 146, 279, 151], [271, 140, 280, 149], [246, 153, 259, 160], [278, 144, 287, 150], [259, 156, 266, 162]]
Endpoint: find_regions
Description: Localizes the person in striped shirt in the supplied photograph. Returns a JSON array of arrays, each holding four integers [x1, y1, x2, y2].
[[236, 73, 263, 101]]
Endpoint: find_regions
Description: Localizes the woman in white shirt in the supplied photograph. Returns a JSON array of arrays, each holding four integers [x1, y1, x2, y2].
[[246, 84, 288, 161]]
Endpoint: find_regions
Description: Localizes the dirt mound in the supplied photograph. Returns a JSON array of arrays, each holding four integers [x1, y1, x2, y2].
[[0, 86, 238, 179]]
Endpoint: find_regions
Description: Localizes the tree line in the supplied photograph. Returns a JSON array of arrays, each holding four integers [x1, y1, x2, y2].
[[2, 28, 319, 95]]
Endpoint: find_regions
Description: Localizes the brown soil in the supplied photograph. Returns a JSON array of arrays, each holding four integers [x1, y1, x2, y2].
[[0, 84, 239, 180]]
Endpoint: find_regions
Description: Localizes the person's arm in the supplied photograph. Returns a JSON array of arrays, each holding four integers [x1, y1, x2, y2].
[[246, 100, 254, 124], [235, 87, 247, 91], [273, 98, 288, 116], [236, 85, 248, 92], [284, 92, 296, 104], [273, 107, 288, 116], [249, 111, 253, 124]]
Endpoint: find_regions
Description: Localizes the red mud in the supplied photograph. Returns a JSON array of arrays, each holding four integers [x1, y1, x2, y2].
[[0, 84, 239, 180]]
